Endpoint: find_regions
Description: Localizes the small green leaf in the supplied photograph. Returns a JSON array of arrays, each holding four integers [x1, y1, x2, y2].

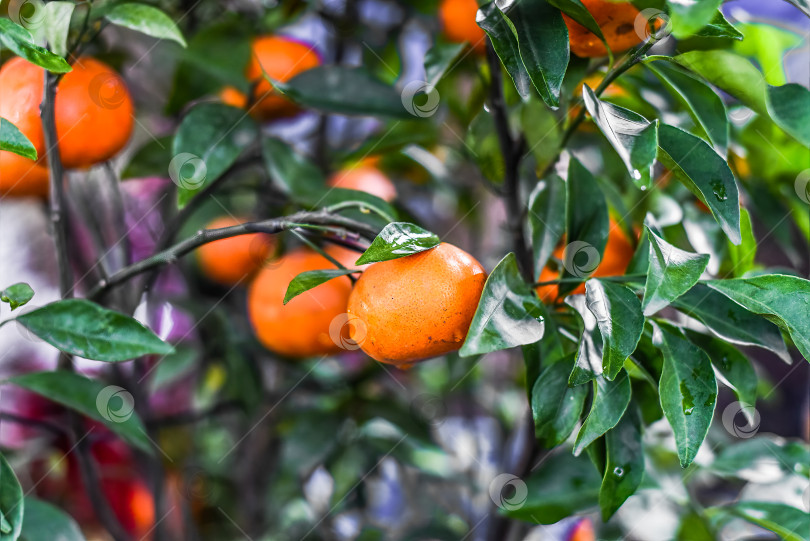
[[706, 274, 810, 363], [0, 118, 37, 160], [710, 437, 810, 480], [0, 453, 23, 541], [461, 253, 545, 356], [719, 502, 809, 541], [355, 223, 439, 265], [20, 497, 84, 541], [0, 19, 71, 73], [642, 228, 709, 316], [528, 174, 566, 277], [585, 280, 644, 380], [574, 370, 632, 455], [1, 283, 34, 311], [727, 207, 756, 277], [685, 330, 757, 412], [15, 299, 174, 362], [531, 354, 588, 446], [566, 294, 604, 385], [105, 3, 186, 47], [667, 0, 723, 39], [653, 322, 717, 468], [424, 40, 465, 88], [41, 1, 75, 58], [582, 85, 658, 189], [656, 124, 741, 245], [284, 269, 358, 305], [172, 103, 257, 207], [476, 2, 532, 99], [9, 371, 152, 453], [693, 11, 744, 40], [599, 405, 644, 520]]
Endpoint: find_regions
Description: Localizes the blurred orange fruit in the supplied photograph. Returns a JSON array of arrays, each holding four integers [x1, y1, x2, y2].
[[568, 517, 596, 541], [218, 85, 248, 109], [439, 0, 487, 53], [536, 219, 634, 302], [248, 246, 358, 358], [563, 0, 644, 58], [246, 35, 320, 119], [327, 165, 397, 202], [197, 216, 275, 285], [346, 243, 487, 368]]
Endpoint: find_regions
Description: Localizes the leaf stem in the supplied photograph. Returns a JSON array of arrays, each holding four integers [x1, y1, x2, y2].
[[290, 230, 358, 284], [324, 200, 396, 223]]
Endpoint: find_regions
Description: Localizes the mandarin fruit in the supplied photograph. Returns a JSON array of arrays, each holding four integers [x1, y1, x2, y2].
[[248, 246, 358, 358], [327, 165, 397, 202], [568, 518, 596, 541], [439, 0, 487, 53], [563, 0, 644, 58], [246, 35, 320, 119], [197, 216, 275, 285], [346, 243, 487, 367], [218, 85, 248, 109]]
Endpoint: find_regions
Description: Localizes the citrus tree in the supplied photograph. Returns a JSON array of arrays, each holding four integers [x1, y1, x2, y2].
[[0, 0, 809, 540]]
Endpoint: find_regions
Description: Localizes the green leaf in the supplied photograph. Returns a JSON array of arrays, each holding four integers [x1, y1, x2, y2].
[[710, 437, 810, 480], [647, 61, 728, 155], [275, 66, 415, 119], [653, 322, 717, 467], [0, 19, 71, 72], [733, 22, 801, 86], [581, 85, 658, 189], [706, 274, 810, 363], [105, 3, 186, 47], [561, 157, 609, 294], [355, 223, 439, 265], [424, 40, 465, 88], [642, 228, 709, 316], [284, 269, 358, 305], [171, 103, 257, 207], [585, 280, 644, 380], [566, 294, 604, 385], [599, 405, 644, 520], [502, 452, 600, 524], [667, 0, 723, 39], [122, 135, 172, 179], [693, 11, 744, 40], [766, 83, 810, 147], [1, 283, 34, 311], [528, 174, 566, 277], [0, 118, 37, 160], [9, 371, 152, 453], [672, 284, 790, 363], [676, 512, 716, 541], [41, 1, 75, 58], [15, 299, 174, 362], [547, 0, 606, 45], [0, 453, 23, 541], [461, 253, 546, 356], [476, 2, 532, 99], [466, 110, 505, 184], [521, 100, 562, 173], [656, 125, 740, 244], [501, 0, 569, 108], [727, 207, 755, 277], [531, 354, 588, 446], [686, 330, 757, 409], [20, 497, 84, 541], [721, 502, 810, 541], [574, 370, 632, 455]]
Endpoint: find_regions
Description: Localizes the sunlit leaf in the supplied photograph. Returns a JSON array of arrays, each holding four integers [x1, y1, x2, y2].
[[585, 280, 644, 379], [284, 269, 358, 304], [355, 223, 439, 265], [642, 228, 709, 316], [1, 283, 34, 311], [476, 2, 532, 99], [0, 19, 71, 72], [105, 3, 187, 47]]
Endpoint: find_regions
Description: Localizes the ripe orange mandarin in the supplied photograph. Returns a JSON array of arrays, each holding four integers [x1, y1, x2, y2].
[[346, 243, 487, 367], [246, 35, 321, 119], [536, 219, 634, 302], [439, 0, 487, 53], [568, 518, 596, 541], [327, 165, 397, 202], [197, 216, 275, 285], [248, 246, 358, 358], [563, 0, 644, 58], [218, 85, 248, 109]]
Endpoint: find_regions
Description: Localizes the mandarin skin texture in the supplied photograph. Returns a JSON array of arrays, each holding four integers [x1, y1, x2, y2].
[[347, 243, 487, 367], [563, 0, 644, 57]]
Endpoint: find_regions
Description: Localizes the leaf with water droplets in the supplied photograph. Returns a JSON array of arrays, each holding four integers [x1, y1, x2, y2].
[[355, 222, 440, 265], [599, 405, 644, 520]]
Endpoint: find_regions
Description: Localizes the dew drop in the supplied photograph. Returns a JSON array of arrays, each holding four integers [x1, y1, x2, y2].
[[452, 329, 464, 343], [710, 180, 728, 201], [613, 467, 624, 477], [632, 169, 642, 180]]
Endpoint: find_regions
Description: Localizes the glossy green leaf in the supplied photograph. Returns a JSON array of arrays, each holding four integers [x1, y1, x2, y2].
[[710, 437, 810, 480], [0, 19, 71, 73], [0, 118, 37, 161], [501, 0, 569, 108], [41, 1, 75, 58], [566, 294, 604, 385], [647, 61, 728, 154], [574, 370, 632, 455], [653, 322, 717, 467], [686, 330, 757, 409], [20, 497, 84, 541], [656, 125, 740, 244], [172, 103, 257, 207], [1, 283, 34, 311], [734, 22, 801, 86], [585, 280, 644, 380], [503, 452, 600, 524], [582, 85, 658, 189], [727, 207, 756, 277], [275, 67, 415, 119], [721, 502, 809, 541], [284, 269, 358, 305], [672, 284, 790, 363], [528, 174, 566, 277], [15, 299, 174, 362], [355, 223, 439, 265], [0, 453, 23, 541], [667, 0, 723, 39], [531, 354, 588, 446], [706, 274, 810, 363], [105, 3, 186, 47], [461, 253, 545, 356], [477, 2, 532, 99], [424, 41, 466, 88], [9, 371, 152, 453], [693, 11, 744, 40], [642, 229, 709, 316], [599, 405, 644, 520], [561, 157, 609, 294], [766, 83, 810, 146]]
